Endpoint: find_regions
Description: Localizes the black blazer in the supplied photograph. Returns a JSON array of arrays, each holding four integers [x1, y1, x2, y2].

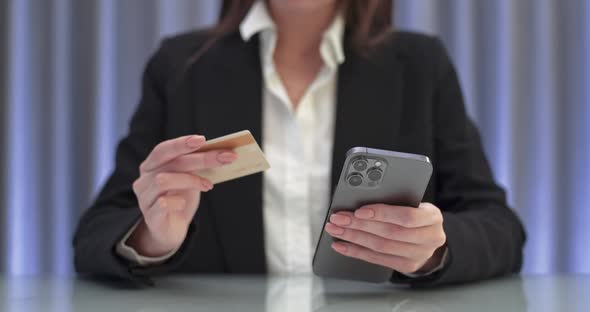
[[73, 30, 526, 287]]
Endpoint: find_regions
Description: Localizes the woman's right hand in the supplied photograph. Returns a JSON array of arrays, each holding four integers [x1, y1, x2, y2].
[[127, 135, 237, 257]]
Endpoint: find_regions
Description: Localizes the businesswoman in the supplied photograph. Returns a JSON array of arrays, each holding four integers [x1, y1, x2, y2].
[[74, 0, 525, 286]]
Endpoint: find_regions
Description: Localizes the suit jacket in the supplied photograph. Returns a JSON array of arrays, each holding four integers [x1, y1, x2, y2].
[[73, 29, 526, 287]]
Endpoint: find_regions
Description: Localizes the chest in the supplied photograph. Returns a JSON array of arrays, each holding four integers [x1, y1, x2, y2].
[[273, 57, 323, 107], [261, 58, 338, 207]]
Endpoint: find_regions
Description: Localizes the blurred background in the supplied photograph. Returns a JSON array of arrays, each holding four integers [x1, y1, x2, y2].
[[0, 0, 588, 277]]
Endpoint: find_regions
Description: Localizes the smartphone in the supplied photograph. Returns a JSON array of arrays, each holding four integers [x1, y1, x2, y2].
[[312, 147, 433, 283]]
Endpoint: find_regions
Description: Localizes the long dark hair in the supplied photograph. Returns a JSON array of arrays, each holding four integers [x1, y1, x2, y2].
[[189, 0, 393, 64]]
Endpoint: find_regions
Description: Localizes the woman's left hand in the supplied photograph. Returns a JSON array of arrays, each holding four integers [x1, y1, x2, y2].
[[325, 202, 447, 274]]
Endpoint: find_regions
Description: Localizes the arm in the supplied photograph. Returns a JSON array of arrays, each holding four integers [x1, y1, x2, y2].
[[72, 41, 168, 283], [72, 40, 216, 284], [406, 38, 526, 286], [116, 222, 179, 266]]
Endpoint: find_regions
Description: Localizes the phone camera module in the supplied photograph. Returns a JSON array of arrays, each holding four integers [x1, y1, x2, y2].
[[352, 159, 368, 171], [367, 168, 383, 182], [347, 173, 364, 187]]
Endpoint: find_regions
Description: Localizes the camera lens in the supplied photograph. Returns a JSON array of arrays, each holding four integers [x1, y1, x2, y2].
[[348, 173, 363, 187], [352, 159, 368, 171], [367, 169, 383, 182]]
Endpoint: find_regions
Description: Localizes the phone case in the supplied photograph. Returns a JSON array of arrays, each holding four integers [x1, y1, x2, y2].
[[312, 147, 433, 283]]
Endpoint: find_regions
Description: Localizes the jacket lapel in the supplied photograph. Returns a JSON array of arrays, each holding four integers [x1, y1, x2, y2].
[[331, 42, 406, 194], [191, 34, 267, 273]]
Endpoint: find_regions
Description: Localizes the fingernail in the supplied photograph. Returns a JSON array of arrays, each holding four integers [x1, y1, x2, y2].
[[217, 152, 237, 164], [325, 223, 345, 235], [355, 208, 374, 219], [187, 135, 205, 148], [201, 179, 213, 190], [330, 214, 351, 226], [332, 242, 347, 253]]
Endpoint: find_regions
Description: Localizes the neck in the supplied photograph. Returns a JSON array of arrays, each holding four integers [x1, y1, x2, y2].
[[268, 3, 338, 58]]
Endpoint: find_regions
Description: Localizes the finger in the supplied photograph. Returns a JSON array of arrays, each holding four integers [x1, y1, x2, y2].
[[325, 223, 428, 260], [143, 195, 195, 236], [331, 241, 424, 274], [158, 150, 237, 173], [329, 212, 446, 246], [132, 174, 152, 196], [173, 189, 201, 220], [139, 172, 212, 210], [144, 195, 187, 228], [353, 203, 443, 228], [140, 135, 206, 172]]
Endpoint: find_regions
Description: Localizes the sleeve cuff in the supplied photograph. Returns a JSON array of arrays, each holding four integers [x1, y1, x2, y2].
[[399, 247, 449, 278], [115, 220, 179, 266]]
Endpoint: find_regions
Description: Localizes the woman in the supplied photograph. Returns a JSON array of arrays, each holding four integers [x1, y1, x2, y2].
[[73, 0, 525, 287]]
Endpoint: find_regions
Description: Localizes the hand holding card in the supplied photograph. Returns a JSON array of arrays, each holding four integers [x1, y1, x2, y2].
[[127, 130, 269, 257]]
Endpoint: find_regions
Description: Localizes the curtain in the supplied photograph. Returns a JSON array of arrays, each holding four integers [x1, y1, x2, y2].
[[1, 0, 588, 277]]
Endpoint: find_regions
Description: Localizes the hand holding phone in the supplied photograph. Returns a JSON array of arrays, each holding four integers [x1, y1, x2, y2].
[[313, 147, 444, 282], [326, 202, 447, 277]]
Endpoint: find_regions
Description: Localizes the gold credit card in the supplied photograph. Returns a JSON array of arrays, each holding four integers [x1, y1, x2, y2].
[[196, 130, 270, 184]]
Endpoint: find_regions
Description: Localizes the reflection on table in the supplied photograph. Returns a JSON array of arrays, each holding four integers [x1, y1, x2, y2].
[[1, 274, 589, 311]]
